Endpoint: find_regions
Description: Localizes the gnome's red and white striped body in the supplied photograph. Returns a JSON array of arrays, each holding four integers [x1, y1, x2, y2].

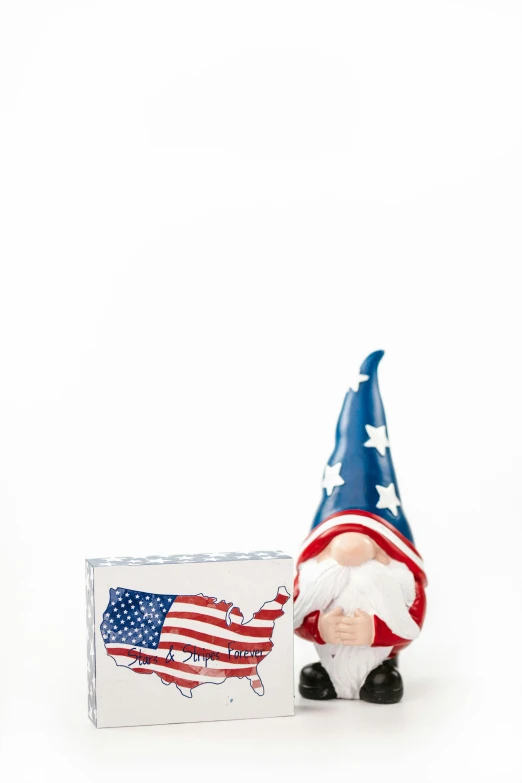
[[294, 511, 426, 698]]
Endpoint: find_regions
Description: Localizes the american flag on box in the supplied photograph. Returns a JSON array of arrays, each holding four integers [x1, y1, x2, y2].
[[101, 586, 289, 697]]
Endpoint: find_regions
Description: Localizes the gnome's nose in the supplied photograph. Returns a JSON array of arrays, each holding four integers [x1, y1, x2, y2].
[[331, 533, 377, 567]]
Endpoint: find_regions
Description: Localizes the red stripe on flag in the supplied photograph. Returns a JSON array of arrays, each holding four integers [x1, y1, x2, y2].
[[173, 595, 231, 611], [253, 609, 285, 621], [149, 669, 201, 689], [164, 612, 273, 638]]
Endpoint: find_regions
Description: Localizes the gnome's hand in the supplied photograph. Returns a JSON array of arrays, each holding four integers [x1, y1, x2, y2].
[[317, 607, 346, 644], [337, 609, 375, 646], [318, 607, 375, 646]]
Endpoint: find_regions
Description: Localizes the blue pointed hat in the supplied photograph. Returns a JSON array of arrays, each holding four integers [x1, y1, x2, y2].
[[311, 350, 414, 544]]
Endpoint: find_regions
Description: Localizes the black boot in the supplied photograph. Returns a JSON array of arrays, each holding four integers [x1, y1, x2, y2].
[[299, 661, 337, 700], [359, 657, 403, 704]]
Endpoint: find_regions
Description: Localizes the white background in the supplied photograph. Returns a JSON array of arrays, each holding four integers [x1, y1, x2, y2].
[[1, 1, 521, 780]]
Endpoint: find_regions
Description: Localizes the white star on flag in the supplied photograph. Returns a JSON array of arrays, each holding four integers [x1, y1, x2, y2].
[[322, 462, 345, 496], [364, 424, 390, 456], [376, 482, 401, 516], [348, 372, 369, 393]]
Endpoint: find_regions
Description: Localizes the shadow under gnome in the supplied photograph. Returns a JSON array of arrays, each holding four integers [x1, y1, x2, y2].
[[294, 351, 427, 704]]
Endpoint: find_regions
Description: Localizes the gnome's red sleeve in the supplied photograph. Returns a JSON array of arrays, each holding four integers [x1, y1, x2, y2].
[[372, 577, 427, 652], [294, 611, 325, 644]]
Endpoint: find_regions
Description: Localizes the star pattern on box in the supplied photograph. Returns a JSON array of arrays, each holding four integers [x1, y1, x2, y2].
[[88, 551, 291, 567], [85, 561, 97, 726]]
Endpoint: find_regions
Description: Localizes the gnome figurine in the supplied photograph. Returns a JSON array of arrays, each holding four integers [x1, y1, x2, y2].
[[294, 351, 427, 704]]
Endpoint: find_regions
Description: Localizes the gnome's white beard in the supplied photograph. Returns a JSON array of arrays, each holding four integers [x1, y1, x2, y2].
[[294, 558, 420, 699]]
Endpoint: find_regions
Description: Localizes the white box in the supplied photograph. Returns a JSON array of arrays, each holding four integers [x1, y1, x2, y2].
[[85, 551, 294, 727]]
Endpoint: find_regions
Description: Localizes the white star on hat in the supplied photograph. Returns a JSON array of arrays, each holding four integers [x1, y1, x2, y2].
[[322, 462, 345, 496], [375, 482, 401, 516], [364, 424, 390, 456], [348, 372, 369, 393]]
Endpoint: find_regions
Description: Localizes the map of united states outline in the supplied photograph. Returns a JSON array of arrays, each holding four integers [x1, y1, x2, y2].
[[100, 585, 290, 698]]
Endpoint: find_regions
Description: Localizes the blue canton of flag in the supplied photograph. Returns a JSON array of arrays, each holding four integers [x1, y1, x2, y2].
[[100, 589, 177, 648]]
